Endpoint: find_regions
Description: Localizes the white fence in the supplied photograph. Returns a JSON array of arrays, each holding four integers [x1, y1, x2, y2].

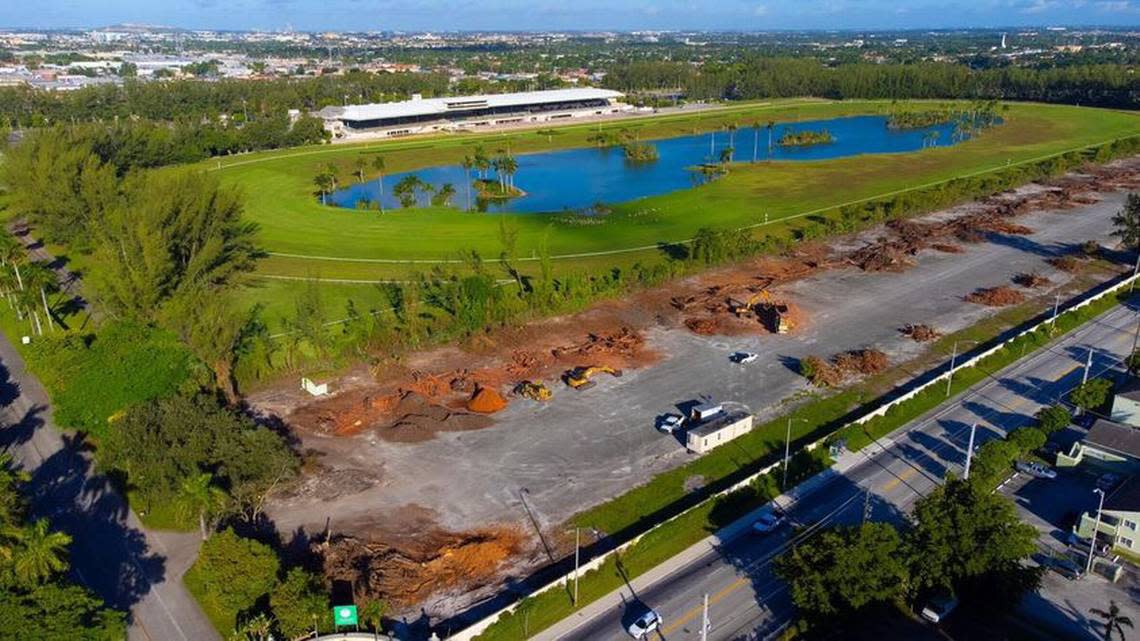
[[445, 271, 1140, 641]]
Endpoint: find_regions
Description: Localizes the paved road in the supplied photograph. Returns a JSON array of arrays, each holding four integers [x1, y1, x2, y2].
[[538, 299, 1140, 641], [0, 255, 218, 639]]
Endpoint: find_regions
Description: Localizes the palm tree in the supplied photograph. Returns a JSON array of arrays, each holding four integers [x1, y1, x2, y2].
[[491, 157, 504, 191], [727, 122, 738, 148], [360, 598, 387, 640], [460, 156, 474, 211], [20, 261, 57, 333], [752, 122, 761, 163], [419, 182, 435, 208], [473, 145, 490, 179], [353, 156, 367, 183], [0, 233, 25, 292], [314, 171, 334, 205], [767, 120, 776, 158], [9, 519, 70, 587], [499, 155, 519, 191], [371, 155, 386, 213], [393, 175, 420, 208], [433, 183, 457, 208], [719, 147, 734, 166], [231, 613, 272, 641], [177, 473, 229, 540], [1091, 601, 1134, 641]]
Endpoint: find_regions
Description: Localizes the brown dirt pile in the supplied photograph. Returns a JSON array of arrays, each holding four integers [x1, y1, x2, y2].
[[467, 386, 508, 414], [323, 525, 527, 608], [901, 324, 941, 342], [965, 286, 1026, 307], [1013, 272, 1052, 289]]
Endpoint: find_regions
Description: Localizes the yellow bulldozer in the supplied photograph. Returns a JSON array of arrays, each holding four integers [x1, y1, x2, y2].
[[730, 290, 792, 334], [563, 365, 623, 391], [514, 381, 552, 401]]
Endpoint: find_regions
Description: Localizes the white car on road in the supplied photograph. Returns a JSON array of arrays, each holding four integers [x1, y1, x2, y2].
[[1015, 460, 1057, 479], [627, 609, 662, 638], [658, 414, 685, 434]]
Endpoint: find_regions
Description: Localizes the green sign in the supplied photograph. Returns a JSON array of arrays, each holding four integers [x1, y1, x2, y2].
[[333, 605, 358, 626]]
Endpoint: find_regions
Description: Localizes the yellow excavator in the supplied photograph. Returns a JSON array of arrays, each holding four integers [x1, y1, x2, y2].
[[514, 381, 552, 401], [730, 290, 792, 334], [563, 365, 623, 391]]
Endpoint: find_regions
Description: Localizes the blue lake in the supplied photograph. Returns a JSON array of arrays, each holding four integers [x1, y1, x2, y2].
[[328, 115, 968, 213]]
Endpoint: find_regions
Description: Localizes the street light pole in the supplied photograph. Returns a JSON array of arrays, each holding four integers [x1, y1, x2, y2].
[[1082, 346, 1094, 386], [1131, 251, 1140, 292], [573, 527, 580, 605], [963, 423, 978, 480], [945, 341, 959, 397], [700, 593, 710, 641], [1086, 488, 1106, 578], [1051, 293, 1061, 328]]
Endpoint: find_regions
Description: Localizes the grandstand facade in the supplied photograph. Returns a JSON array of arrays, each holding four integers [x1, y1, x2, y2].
[[318, 88, 630, 138]]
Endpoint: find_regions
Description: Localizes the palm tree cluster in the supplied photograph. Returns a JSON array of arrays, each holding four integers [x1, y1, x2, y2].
[[393, 174, 433, 208], [0, 231, 58, 337]]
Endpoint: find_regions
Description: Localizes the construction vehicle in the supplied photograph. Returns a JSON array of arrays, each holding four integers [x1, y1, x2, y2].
[[563, 365, 623, 391], [514, 381, 552, 401], [730, 290, 792, 334]]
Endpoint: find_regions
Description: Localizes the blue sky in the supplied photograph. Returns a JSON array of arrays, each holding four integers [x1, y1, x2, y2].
[[4, 0, 1139, 31]]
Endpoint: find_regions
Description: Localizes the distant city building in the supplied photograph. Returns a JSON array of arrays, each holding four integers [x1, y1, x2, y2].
[[317, 87, 629, 139]]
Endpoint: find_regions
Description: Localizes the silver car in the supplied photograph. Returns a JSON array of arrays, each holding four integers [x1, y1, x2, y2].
[[1015, 460, 1057, 479], [627, 609, 662, 638]]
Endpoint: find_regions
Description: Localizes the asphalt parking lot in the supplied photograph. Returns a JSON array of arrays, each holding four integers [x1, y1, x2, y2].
[[1001, 452, 1140, 640]]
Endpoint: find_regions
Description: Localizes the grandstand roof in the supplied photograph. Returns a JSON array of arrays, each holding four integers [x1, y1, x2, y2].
[[321, 88, 623, 123]]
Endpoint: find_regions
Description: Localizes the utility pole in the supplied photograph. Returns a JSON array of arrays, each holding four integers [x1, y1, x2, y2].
[[1082, 346, 1094, 385], [572, 527, 580, 605], [945, 340, 959, 397], [1131, 251, 1140, 292], [963, 423, 978, 480], [1051, 293, 1061, 329], [1086, 488, 1106, 578], [700, 593, 710, 641], [781, 418, 808, 489]]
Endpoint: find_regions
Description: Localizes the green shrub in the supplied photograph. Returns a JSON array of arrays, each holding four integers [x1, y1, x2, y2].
[[27, 321, 194, 435], [1034, 405, 1071, 435], [184, 529, 279, 635], [1070, 378, 1113, 412], [1008, 427, 1047, 454]]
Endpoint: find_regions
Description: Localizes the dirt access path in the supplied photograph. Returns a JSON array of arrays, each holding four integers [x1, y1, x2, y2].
[[247, 158, 1140, 619]]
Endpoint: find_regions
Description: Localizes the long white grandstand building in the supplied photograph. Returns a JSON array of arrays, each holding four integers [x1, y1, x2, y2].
[[317, 87, 631, 139]]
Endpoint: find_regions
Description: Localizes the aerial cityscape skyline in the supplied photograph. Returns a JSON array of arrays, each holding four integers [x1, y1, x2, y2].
[[4, 0, 1140, 31]]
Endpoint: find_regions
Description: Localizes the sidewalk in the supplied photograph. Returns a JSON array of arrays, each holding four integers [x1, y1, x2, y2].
[[0, 333, 220, 641]]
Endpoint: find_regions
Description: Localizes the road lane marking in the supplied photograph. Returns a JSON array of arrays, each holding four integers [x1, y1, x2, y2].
[[882, 466, 919, 492]]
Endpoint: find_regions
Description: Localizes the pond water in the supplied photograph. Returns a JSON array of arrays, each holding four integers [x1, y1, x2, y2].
[[328, 115, 969, 214]]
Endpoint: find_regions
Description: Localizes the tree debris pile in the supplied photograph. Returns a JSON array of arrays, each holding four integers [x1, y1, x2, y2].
[[1013, 272, 1051, 289], [965, 286, 1026, 307], [802, 349, 890, 387], [901, 324, 941, 342], [552, 327, 644, 361], [1046, 256, 1083, 273], [322, 525, 527, 609]]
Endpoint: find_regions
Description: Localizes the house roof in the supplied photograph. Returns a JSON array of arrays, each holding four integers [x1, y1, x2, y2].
[[1086, 419, 1140, 460], [1116, 377, 1140, 403], [1105, 475, 1140, 512], [320, 88, 624, 123]]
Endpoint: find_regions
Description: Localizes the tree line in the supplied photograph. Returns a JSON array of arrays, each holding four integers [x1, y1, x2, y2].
[[604, 57, 1140, 108]]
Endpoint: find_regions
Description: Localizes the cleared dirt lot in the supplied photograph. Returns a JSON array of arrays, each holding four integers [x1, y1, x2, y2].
[[250, 161, 1140, 616]]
